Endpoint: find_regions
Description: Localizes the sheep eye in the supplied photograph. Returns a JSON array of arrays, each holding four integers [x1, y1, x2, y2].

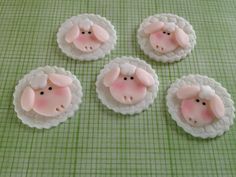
[[167, 33, 170, 35], [48, 87, 52, 91], [82, 31, 85, 34], [130, 77, 134, 80], [88, 31, 92, 34], [124, 77, 127, 80], [40, 91, 44, 95], [202, 102, 206, 106], [163, 31, 166, 34], [196, 99, 200, 102]]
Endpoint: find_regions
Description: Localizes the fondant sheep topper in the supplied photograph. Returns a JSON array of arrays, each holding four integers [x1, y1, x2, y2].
[[103, 63, 154, 105], [21, 73, 73, 117], [144, 21, 190, 53], [65, 19, 110, 52], [176, 85, 225, 127]]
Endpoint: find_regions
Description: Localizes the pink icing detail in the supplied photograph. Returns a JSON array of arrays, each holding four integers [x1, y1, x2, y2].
[[109, 75, 147, 104], [150, 30, 179, 53], [103, 65, 154, 105], [20, 75, 72, 117], [181, 97, 215, 127], [73, 31, 101, 52], [65, 24, 109, 53]]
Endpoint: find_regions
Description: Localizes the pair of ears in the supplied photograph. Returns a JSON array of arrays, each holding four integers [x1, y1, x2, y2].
[[21, 74, 72, 112], [144, 21, 190, 48], [103, 66, 154, 87], [176, 85, 225, 119], [65, 24, 109, 43]]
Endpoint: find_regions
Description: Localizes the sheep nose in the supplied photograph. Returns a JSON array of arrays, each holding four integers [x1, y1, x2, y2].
[[84, 46, 94, 52], [123, 96, 133, 104]]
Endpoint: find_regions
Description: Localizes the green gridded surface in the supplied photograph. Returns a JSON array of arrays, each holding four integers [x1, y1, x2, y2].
[[0, 0, 236, 176]]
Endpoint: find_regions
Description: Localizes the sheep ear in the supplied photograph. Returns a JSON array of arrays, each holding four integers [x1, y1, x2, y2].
[[65, 25, 80, 43], [21, 87, 35, 111], [174, 28, 189, 48], [92, 24, 109, 42], [48, 74, 72, 87], [210, 95, 225, 118], [144, 21, 164, 34], [176, 85, 200, 99], [135, 68, 154, 87], [103, 67, 120, 87]]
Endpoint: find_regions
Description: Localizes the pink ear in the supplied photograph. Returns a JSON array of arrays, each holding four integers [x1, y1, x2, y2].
[[176, 85, 200, 99], [65, 25, 80, 43], [103, 67, 120, 87], [21, 86, 35, 111], [174, 28, 189, 48], [48, 74, 72, 87], [135, 68, 154, 87], [210, 95, 225, 118], [144, 21, 164, 34], [92, 24, 109, 42]]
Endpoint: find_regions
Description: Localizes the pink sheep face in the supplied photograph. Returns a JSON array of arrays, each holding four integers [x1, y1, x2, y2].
[[181, 97, 215, 127], [73, 31, 101, 52], [33, 82, 72, 117], [109, 74, 147, 104], [103, 66, 155, 105], [21, 74, 73, 117], [144, 21, 190, 54], [65, 23, 110, 53], [149, 30, 178, 53]]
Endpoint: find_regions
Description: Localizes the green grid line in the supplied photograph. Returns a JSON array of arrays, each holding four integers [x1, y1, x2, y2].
[[0, 0, 236, 176]]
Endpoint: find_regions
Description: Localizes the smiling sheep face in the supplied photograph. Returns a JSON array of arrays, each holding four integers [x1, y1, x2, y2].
[[103, 63, 154, 105], [21, 73, 73, 117], [176, 85, 225, 127], [144, 22, 190, 54], [65, 19, 109, 53]]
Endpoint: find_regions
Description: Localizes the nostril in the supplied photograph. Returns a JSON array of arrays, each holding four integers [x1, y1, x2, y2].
[[124, 96, 127, 100], [194, 120, 197, 124], [130, 96, 133, 100], [189, 118, 192, 121], [161, 47, 164, 51], [61, 105, 64, 109], [156, 45, 159, 48], [56, 108, 60, 112], [85, 46, 88, 49], [90, 46, 93, 50]]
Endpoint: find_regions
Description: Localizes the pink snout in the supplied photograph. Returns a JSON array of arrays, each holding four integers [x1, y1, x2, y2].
[[180, 97, 215, 127], [109, 75, 147, 105], [73, 31, 101, 52], [33, 83, 72, 117], [149, 30, 178, 53]]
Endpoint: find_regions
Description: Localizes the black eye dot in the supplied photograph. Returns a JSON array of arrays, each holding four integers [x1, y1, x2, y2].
[[196, 99, 200, 102], [88, 31, 92, 34], [48, 87, 52, 90], [130, 77, 134, 80], [163, 31, 166, 34], [40, 91, 44, 95], [167, 33, 170, 35], [82, 31, 85, 34], [202, 102, 206, 106], [124, 77, 127, 80]]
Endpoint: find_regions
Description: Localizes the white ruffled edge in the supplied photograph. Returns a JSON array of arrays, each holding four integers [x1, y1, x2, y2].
[[13, 66, 83, 129], [137, 13, 196, 63], [166, 74, 235, 138], [57, 14, 117, 61], [96, 56, 159, 115]]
